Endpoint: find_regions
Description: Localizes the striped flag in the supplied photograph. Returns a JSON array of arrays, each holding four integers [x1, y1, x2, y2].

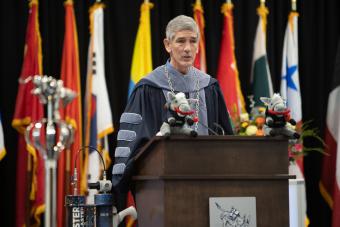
[[12, 0, 45, 226], [0, 113, 6, 161], [128, 1, 153, 96], [58, 0, 83, 226], [217, 2, 246, 126], [193, 0, 207, 72], [84, 2, 114, 203], [126, 2, 153, 226], [251, 3, 273, 106], [320, 38, 340, 227]]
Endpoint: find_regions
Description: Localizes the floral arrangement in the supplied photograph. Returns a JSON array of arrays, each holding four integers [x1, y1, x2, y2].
[[235, 106, 266, 136], [233, 96, 326, 162], [287, 121, 327, 162], [233, 95, 266, 136]]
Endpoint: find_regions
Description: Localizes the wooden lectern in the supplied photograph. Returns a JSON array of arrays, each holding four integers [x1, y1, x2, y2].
[[133, 136, 291, 227]]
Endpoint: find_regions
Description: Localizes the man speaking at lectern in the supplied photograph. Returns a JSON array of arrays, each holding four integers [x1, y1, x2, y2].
[[112, 15, 233, 211]]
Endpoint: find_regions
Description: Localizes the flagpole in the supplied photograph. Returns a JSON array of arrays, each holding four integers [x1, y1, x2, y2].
[[291, 0, 297, 11]]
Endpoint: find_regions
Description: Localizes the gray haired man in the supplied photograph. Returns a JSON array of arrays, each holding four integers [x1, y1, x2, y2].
[[112, 14, 233, 213]]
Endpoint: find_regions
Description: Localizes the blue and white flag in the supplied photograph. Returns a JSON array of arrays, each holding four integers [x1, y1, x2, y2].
[[280, 12, 302, 122], [0, 113, 6, 161], [282, 12, 308, 227]]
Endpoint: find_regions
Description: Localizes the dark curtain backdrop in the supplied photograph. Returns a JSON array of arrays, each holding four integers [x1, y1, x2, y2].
[[1, 0, 340, 226]]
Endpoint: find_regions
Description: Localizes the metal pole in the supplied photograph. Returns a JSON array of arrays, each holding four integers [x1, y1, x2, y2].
[[44, 96, 57, 227], [45, 159, 57, 227]]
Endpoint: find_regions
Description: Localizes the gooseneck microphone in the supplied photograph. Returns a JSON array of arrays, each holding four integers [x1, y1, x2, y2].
[[66, 145, 110, 227], [197, 121, 226, 135]]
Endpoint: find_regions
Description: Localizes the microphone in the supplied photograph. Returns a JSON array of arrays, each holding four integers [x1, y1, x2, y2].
[[197, 121, 225, 135], [213, 122, 225, 135]]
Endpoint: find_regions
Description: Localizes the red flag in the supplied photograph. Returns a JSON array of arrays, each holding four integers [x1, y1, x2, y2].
[[57, 0, 83, 226], [216, 2, 246, 125], [12, 0, 45, 226], [320, 39, 340, 227], [193, 0, 207, 72]]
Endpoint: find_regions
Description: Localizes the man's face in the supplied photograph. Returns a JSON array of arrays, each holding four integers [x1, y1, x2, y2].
[[164, 30, 199, 73]]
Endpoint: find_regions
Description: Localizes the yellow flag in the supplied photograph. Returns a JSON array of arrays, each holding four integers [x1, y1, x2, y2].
[[128, 2, 153, 96]]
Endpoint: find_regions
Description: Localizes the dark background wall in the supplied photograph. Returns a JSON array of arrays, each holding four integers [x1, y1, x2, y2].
[[1, 0, 339, 226]]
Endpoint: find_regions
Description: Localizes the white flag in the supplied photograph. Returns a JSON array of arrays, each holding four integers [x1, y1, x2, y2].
[[280, 13, 302, 122], [282, 12, 307, 227], [84, 3, 114, 199]]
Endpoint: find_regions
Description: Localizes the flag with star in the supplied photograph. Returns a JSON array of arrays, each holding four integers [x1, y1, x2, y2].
[[280, 12, 302, 123], [280, 11, 303, 174], [281, 11, 309, 227], [251, 3, 273, 106]]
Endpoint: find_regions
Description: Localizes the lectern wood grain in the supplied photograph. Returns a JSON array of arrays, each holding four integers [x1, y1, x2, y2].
[[133, 136, 290, 227]]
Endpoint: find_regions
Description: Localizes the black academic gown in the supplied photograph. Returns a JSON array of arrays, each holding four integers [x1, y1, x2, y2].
[[112, 77, 233, 212]]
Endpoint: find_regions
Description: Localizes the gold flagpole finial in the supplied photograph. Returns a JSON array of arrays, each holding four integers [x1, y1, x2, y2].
[[291, 0, 297, 11], [260, 0, 266, 7]]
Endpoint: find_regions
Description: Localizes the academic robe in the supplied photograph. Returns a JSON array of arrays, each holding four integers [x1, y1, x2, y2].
[[112, 63, 233, 210]]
